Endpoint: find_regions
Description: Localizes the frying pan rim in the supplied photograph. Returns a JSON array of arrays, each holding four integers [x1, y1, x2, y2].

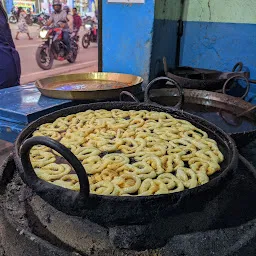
[[168, 70, 227, 84]]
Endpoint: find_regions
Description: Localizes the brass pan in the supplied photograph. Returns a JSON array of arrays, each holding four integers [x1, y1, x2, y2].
[[35, 72, 143, 101]]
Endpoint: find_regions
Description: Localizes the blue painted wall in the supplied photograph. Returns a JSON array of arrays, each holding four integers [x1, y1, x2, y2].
[[149, 0, 181, 80], [180, 21, 256, 99], [180, 0, 256, 100], [181, 21, 256, 79], [150, 20, 178, 80], [102, 0, 154, 85]]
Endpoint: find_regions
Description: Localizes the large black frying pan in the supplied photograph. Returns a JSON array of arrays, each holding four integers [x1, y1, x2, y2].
[[144, 77, 256, 148], [13, 78, 238, 227]]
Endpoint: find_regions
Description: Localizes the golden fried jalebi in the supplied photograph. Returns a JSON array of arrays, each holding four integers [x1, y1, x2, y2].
[[131, 161, 157, 180], [102, 153, 130, 170], [112, 173, 141, 195], [138, 179, 168, 196], [90, 180, 115, 195], [73, 147, 101, 161], [188, 157, 220, 175], [58, 114, 79, 126], [33, 130, 62, 141], [157, 173, 184, 193], [52, 174, 80, 191], [60, 131, 86, 146], [160, 155, 184, 173], [111, 109, 129, 119], [39, 121, 67, 132], [175, 167, 198, 189], [82, 156, 109, 174], [98, 169, 119, 182], [35, 163, 71, 181], [30, 150, 56, 168], [142, 155, 164, 175], [31, 145, 52, 152], [31, 109, 224, 196]]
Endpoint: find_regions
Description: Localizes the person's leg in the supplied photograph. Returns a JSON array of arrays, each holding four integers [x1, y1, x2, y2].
[[27, 33, 33, 40], [62, 31, 71, 53], [15, 32, 19, 40]]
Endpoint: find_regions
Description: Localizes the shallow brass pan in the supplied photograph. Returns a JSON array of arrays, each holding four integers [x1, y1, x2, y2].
[[35, 72, 143, 101]]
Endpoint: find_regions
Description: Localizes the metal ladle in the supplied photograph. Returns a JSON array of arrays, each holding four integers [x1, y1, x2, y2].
[[220, 105, 256, 127], [236, 105, 256, 118]]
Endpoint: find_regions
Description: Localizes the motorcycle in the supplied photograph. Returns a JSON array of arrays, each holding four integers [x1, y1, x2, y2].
[[9, 8, 33, 25], [9, 7, 18, 24], [25, 8, 33, 26], [36, 25, 79, 70], [32, 12, 50, 27], [81, 18, 98, 49]]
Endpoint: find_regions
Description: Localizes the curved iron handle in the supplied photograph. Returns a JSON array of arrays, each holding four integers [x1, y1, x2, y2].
[[232, 62, 243, 72], [222, 75, 250, 100], [119, 91, 140, 103], [144, 76, 184, 109], [20, 136, 89, 203]]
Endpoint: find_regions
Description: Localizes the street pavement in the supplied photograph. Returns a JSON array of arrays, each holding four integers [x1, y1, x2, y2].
[[10, 24, 98, 84]]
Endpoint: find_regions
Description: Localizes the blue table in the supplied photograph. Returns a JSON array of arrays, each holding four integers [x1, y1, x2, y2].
[[0, 84, 75, 142]]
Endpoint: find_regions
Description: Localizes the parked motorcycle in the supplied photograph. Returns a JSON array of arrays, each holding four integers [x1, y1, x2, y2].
[[9, 7, 18, 23], [25, 8, 33, 26], [36, 25, 79, 70], [32, 12, 50, 27], [9, 7, 33, 25], [82, 18, 98, 49]]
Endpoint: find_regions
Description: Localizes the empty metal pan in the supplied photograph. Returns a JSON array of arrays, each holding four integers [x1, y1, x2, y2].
[[163, 57, 250, 91]]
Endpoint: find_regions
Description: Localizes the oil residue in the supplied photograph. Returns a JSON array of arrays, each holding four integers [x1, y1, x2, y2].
[[53, 80, 128, 91]]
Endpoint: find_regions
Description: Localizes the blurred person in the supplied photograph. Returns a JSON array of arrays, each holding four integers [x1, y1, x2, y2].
[[63, 6, 73, 32], [0, 1, 21, 88], [47, 0, 72, 56], [72, 7, 82, 34], [15, 7, 33, 40]]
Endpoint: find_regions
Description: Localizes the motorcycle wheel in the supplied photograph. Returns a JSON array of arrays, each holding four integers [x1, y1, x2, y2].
[[82, 34, 90, 49], [67, 46, 78, 63], [9, 15, 17, 24], [36, 47, 54, 70]]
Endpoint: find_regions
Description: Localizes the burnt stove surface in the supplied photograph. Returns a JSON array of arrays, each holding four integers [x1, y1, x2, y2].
[[1, 153, 256, 255]]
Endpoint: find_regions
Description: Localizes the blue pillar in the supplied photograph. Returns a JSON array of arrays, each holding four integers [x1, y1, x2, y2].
[[6, 0, 13, 14], [102, 1, 155, 85], [102, 0, 180, 86]]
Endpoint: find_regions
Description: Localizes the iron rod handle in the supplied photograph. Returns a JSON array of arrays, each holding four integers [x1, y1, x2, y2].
[[119, 91, 140, 103], [20, 136, 89, 204], [144, 76, 184, 110], [232, 62, 243, 72], [222, 74, 250, 100]]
